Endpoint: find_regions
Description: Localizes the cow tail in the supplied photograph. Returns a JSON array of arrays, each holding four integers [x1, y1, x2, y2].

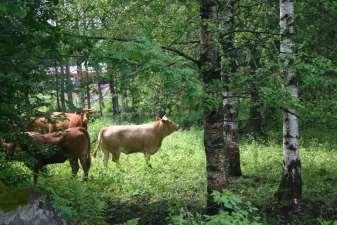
[[93, 128, 103, 158]]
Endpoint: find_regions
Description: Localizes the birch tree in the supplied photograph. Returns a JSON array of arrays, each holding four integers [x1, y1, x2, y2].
[[200, 0, 228, 213], [219, 0, 242, 177], [277, 0, 302, 208], [65, 63, 75, 110]]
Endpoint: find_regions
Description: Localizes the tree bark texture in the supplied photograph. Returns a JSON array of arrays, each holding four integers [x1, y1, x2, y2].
[[247, 48, 263, 136], [277, 0, 302, 209], [248, 84, 263, 136], [200, 0, 228, 214], [109, 71, 119, 115], [84, 61, 91, 109], [54, 65, 61, 112], [65, 63, 74, 110], [76, 60, 85, 109], [219, 0, 242, 177], [97, 82, 103, 117], [60, 66, 66, 112]]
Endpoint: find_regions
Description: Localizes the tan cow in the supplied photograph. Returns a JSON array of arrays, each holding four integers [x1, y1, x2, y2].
[[2, 127, 91, 184], [93, 115, 178, 167]]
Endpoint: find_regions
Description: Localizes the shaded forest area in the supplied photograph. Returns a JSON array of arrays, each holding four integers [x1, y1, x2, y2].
[[0, 0, 336, 225]]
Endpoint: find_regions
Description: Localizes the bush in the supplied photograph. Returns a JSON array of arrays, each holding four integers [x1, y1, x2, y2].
[[206, 190, 261, 225], [169, 190, 261, 225], [38, 178, 105, 225], [0, 152, 31, 187]]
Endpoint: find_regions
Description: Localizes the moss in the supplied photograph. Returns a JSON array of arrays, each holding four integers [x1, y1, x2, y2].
[[0, 182, 29, 212]]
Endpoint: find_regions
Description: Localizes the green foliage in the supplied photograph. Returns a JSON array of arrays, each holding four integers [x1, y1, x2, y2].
[[1, 0, 337, 224], [320, 220, 337, 225], [0, 152, 31, 186], [1, 117, 337, 224], [38, 177, 105, 224], [169, 191, 261, 225], [0, 182, 29, 212], [122, 218, 140, 225], [207, 191, 261, 225]]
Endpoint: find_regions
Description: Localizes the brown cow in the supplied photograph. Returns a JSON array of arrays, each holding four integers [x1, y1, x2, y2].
[[28, 109, 94, 133], [2, 127, 91, 184], [93, 115, 178, 168], [0, 140, 16, 154], [28, 117, 49, 133]]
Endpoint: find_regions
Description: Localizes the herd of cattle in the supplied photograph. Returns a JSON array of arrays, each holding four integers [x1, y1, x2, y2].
[[0, 110, 178, 183]]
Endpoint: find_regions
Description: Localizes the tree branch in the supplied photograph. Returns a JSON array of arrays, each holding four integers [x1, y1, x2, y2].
[[63, 33, 200, 65], [281, 107, 300, 118], [160, 46, 200, 66], [234, 29, 279, 36]]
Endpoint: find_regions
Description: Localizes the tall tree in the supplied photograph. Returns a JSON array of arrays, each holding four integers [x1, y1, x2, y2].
[[54, 65, 61, 112], [60, 65, 66, 112], [84, 61, 91, 109], [219, 0, 242, 177], [247, 48, 263, 136], [76, 59, 85, 109], [96, 69, 104, 117], [200, 0, 228, 213], [276, 0, 301, 209], [65, 62, 75, 109], [108, 67, 119, 115]]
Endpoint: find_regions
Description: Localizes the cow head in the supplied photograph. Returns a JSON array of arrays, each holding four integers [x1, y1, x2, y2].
[[81, 109, 95, 128], [157, 115, 178, 135]]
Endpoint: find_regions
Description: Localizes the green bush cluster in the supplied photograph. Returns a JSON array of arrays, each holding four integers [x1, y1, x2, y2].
[[38, 178, 105, 225], [169, 190, 261, 225]]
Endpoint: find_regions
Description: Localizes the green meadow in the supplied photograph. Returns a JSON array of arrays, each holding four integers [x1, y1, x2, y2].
[[4, 117, 330, 225]]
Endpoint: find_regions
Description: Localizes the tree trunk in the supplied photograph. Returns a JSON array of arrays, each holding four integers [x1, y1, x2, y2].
[[54, 65, 61, 112], [108, 71, 119, 115], [122, 90, 128, 114], [223, 92, 241, 176], [76, 60, 85, 109], [60, 66, 66, 112], [219, 0, 242, 177], [247, 48, 263, 136], [276, 0, 302, 209], [84, 61, 91, 109], [97, 82, 103, 117], [200, 0, 228, 214], [65, 63, 74, 110], [248, 83, 263, 136], [95, 68, 104, 117]]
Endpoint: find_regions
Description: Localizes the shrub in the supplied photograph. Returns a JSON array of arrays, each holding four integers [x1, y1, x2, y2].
[[0, 152, 31, 187], [38, 178, 105, 225], [169, 190, 262, 225]]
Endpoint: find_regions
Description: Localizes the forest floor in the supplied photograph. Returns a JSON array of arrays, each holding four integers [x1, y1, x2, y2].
[[2, 116, 337, 225]]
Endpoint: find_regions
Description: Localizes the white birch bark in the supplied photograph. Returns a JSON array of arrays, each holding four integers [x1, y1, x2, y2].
[[219, 0, 241, 177], [278, 0, 302, 207]]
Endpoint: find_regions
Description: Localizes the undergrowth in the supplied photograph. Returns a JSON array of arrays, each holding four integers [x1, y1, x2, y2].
[[0, 116, 336, 224]]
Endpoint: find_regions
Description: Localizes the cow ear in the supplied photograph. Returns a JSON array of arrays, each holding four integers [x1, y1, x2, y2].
[[161, 115, 168, 122], [156, 116, 161, 121]]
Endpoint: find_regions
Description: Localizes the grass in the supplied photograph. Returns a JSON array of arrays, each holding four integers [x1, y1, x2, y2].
[[1, 116, 337, 224]]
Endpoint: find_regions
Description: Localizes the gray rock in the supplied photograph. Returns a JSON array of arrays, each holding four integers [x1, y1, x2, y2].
[[0, 190, 66, 225]]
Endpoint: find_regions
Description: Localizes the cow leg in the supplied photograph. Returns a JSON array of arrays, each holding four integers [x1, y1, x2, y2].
[[79, 154, 91, 181], [103, 151, 109, 168], [144, 154, 152, 168], [111, 152, 121, 168], [69, 158, 80, 177]]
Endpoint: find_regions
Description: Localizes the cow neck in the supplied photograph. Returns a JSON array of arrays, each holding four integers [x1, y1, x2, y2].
[[153, 120, 167, 140]]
